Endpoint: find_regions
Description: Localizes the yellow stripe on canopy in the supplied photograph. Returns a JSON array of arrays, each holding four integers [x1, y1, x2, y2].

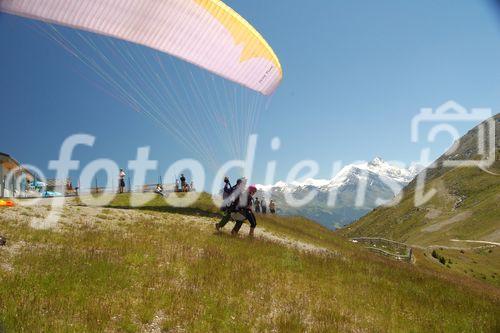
[[194, 0, 282, 76]]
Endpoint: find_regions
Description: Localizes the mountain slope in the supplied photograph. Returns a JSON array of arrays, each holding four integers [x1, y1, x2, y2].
[[0, 193, 499, 332], [257, 158, 419, 229], [341, 114, 499, 245], [340, 114, 500, 286]]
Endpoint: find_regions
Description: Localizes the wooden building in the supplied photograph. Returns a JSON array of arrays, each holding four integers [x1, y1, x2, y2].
[[0, 152, 34, 198]]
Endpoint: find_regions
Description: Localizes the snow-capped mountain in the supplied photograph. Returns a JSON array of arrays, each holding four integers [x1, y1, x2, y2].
[[256, 158, 420, 229]]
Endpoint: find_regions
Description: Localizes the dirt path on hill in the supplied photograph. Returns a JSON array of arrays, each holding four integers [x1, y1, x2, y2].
[[411, 243, 496, 251], [450, 239, 500, 246], [186, 214, 336, 256]]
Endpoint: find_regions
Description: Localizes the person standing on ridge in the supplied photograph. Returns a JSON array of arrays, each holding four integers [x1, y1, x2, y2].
[[261, 199, 267, 214], [254, 197, 261, 213], [180, 174, 187, 192], [269, 200, 276, 214], [119, 169, 126, 194]]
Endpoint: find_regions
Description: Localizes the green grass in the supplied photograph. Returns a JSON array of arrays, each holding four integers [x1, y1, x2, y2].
[[104, 192, 349, 252], [340, 160, 500, 289], [424, 247, 500, 288], [341, 160, 500, 245], [0, 194, 499, 332]]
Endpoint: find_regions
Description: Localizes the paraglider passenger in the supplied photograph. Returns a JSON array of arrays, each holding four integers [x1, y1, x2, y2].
[[119, 169, 126, 194], [231, 185, 258, 237]]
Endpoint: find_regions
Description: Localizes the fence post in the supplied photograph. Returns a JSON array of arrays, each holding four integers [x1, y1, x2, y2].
[[12, 173, 16, 198], [0, 166, 4, 198]]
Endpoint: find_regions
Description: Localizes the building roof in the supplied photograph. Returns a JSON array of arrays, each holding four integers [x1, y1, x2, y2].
[[0, 152, 34, 178]]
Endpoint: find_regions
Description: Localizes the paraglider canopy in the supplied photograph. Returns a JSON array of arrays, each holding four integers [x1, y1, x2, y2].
[[0, 0, 283, 95], [1, 0, 283, 168]]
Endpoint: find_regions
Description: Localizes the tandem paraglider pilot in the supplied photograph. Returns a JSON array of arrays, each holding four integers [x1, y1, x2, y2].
[[215, 177, 258, 238]]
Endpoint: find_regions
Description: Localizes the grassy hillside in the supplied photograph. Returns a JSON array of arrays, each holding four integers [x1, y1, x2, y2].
[[341, 161, 500, 246], [0, 193, 499, 332], [341, 115, 500, 287]]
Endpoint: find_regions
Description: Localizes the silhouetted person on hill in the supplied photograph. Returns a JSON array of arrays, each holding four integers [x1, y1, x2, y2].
[[261, 199, 267, 214], [269, 200, 276, 214], [254, 197, 261, 213], [180, 174, 187, 192], [119, 169, 126, 193]]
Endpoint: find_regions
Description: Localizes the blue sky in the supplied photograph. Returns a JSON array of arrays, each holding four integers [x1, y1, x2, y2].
[[1, 0, 500, 187]]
